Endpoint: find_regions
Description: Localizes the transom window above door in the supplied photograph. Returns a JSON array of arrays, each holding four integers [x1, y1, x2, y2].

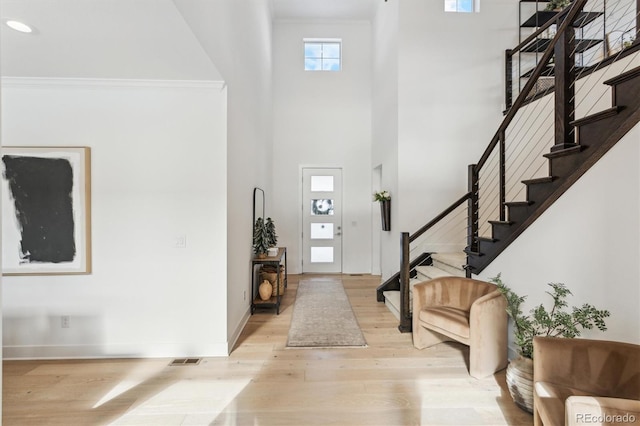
[[304, 39, 341, 71], [445, 0, 477, 13]]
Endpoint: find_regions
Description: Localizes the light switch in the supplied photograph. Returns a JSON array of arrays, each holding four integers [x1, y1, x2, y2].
[[174, 235, 187, 248]]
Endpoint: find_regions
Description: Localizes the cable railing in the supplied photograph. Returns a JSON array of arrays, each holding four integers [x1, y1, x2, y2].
[[394, 0, 639, 332]]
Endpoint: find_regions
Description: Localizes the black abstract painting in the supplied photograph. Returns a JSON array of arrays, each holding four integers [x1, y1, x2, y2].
[[1, 146, 90, 275], [2, 155, 76, 264]]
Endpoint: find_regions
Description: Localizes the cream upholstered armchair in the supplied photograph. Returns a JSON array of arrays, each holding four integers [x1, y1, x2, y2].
[[533, 336, 640, 426], [412, 276, 507, 379]]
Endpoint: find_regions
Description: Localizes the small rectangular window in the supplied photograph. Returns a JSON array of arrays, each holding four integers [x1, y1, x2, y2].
[[304, 38, 341, 71], [445, 0, 477, 12]]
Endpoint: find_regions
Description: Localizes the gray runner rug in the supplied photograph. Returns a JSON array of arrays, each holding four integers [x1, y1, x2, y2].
[[287, 278, 367, 348]]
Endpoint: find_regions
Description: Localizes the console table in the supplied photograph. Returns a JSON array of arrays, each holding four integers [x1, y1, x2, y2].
[[251, 247, 287, 314]]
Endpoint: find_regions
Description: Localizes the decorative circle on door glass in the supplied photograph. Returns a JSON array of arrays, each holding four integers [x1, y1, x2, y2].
[[311, 199, 334, 215]]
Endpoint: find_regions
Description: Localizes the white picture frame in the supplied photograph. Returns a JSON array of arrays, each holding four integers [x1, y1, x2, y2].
[[1, 146, 91, 275]]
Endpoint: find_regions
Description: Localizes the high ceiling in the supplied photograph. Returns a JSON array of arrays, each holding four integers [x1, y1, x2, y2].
[[0, 0, 378, 80], [272, 0, 377, 21]]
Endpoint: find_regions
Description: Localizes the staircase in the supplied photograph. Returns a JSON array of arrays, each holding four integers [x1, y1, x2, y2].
[[378, 0, 640, 332], [468, 66, 640, 273], [383, 252, 465, 320]]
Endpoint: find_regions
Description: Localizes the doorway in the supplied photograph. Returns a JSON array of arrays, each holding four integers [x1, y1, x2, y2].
[[301, 168, 342, 273]]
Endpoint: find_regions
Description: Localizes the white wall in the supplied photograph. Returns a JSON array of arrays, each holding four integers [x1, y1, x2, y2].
[[371, 0, 519, 279], [1, 78, 228, 358], [272, 20, 373, 274], [396, 0, 518, 232], [479, 124, 640, 356], [372, 1, 400, 280], [0, 80, 3, 420], [173, 0, 274, 349]]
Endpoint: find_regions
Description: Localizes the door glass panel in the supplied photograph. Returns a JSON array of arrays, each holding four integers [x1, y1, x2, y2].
[[311, 223, 334, 239], [311, 199, 334, 215], [310, 176, 334, 192], [311, 247, 334, 263]]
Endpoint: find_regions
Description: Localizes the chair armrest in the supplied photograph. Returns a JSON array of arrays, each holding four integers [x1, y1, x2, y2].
[[470, 290, 506, 318], [471, 289, 505, 311], [565, 396, 640, 426], [469, 290, 507, 342], [534, 337, 572, 385]]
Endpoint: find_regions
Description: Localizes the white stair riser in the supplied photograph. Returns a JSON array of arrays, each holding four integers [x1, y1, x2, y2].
[[383, 290, 401, 320], [383, 253, 466, 320], [431, 253, 466, 276]]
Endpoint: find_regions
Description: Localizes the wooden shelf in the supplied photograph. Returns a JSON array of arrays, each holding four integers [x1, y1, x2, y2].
[[251, 247, 287, 315], [521, 11, 603, 28], [522, 38, 602, 53], [253, 295, 281, 305], [520, 64, 589, 78]]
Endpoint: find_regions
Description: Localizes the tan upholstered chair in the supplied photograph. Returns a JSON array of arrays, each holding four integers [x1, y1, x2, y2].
[[412, 276, 507, 379], [533, 336, 640, 426]]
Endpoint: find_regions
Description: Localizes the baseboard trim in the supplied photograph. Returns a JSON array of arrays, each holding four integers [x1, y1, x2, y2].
[[3, 342, 228, 360], [227, 307, 251, 354]]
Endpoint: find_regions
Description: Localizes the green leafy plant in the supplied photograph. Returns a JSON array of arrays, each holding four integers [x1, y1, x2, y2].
[[545, 0, 571, 11], [491, 274, 610, 359], [373, 190, 391, 202], [623, 37, 636, 49], [252, 218, 269, 256], [265, 217, 278, 248]]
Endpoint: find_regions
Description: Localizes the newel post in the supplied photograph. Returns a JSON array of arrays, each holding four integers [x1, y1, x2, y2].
[[551, 22, 577, 152], [399, 232, 411, 333]]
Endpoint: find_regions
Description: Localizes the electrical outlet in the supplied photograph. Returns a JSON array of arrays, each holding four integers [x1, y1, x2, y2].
[[243, 290, 247, 301], [61, 316, 70, 328]]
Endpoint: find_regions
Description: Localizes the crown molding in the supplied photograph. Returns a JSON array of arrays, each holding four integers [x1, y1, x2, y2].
[[1, 77, 226, 90]]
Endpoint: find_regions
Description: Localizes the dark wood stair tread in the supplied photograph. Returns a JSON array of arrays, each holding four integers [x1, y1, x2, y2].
[[488, 220, 514, 226], [543, 145, 583, 159], [603, 66, 640, 86], [464, 248, 483, 256], [505, 201, 534, 207], [478, 236, 497, 243], [571, 106, 623, 127], [523, 176, 556, 185]]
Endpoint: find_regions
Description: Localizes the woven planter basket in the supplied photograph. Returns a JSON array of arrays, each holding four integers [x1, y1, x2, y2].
[[260, 266, 285, 297]]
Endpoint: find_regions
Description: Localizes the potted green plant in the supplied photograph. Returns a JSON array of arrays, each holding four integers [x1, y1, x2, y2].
[[545, 0, 571, 11], [491, 274, 610, 413], [265, 217, 278, 255], [373, 190, 391, 231], [623, 36, 636, 49], [252, 218, 269, 258]]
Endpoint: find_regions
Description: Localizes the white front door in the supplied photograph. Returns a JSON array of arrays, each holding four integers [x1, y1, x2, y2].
[[302, 168, 342, 273]]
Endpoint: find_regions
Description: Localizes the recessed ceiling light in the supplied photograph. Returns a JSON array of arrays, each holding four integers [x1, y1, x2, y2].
[[5, 20, 33, 33]]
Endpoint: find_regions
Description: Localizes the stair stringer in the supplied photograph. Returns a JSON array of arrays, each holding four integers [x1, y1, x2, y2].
[[468, 66, 640, 274]]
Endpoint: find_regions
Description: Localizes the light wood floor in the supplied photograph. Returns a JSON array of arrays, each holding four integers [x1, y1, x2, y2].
[[3, 274, 533, 426]]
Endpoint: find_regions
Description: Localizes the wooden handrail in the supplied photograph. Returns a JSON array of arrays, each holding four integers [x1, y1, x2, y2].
[[408, 192, 471, 243]]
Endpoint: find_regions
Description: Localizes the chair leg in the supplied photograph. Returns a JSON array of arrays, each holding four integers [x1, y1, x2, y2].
[[413, 325, 451, 349]]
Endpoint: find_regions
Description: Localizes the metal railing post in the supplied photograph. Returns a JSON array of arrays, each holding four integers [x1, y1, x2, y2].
[[499, 131, 506, 222], [505, 49, 513, 110], [467, 164, 479, 278]]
